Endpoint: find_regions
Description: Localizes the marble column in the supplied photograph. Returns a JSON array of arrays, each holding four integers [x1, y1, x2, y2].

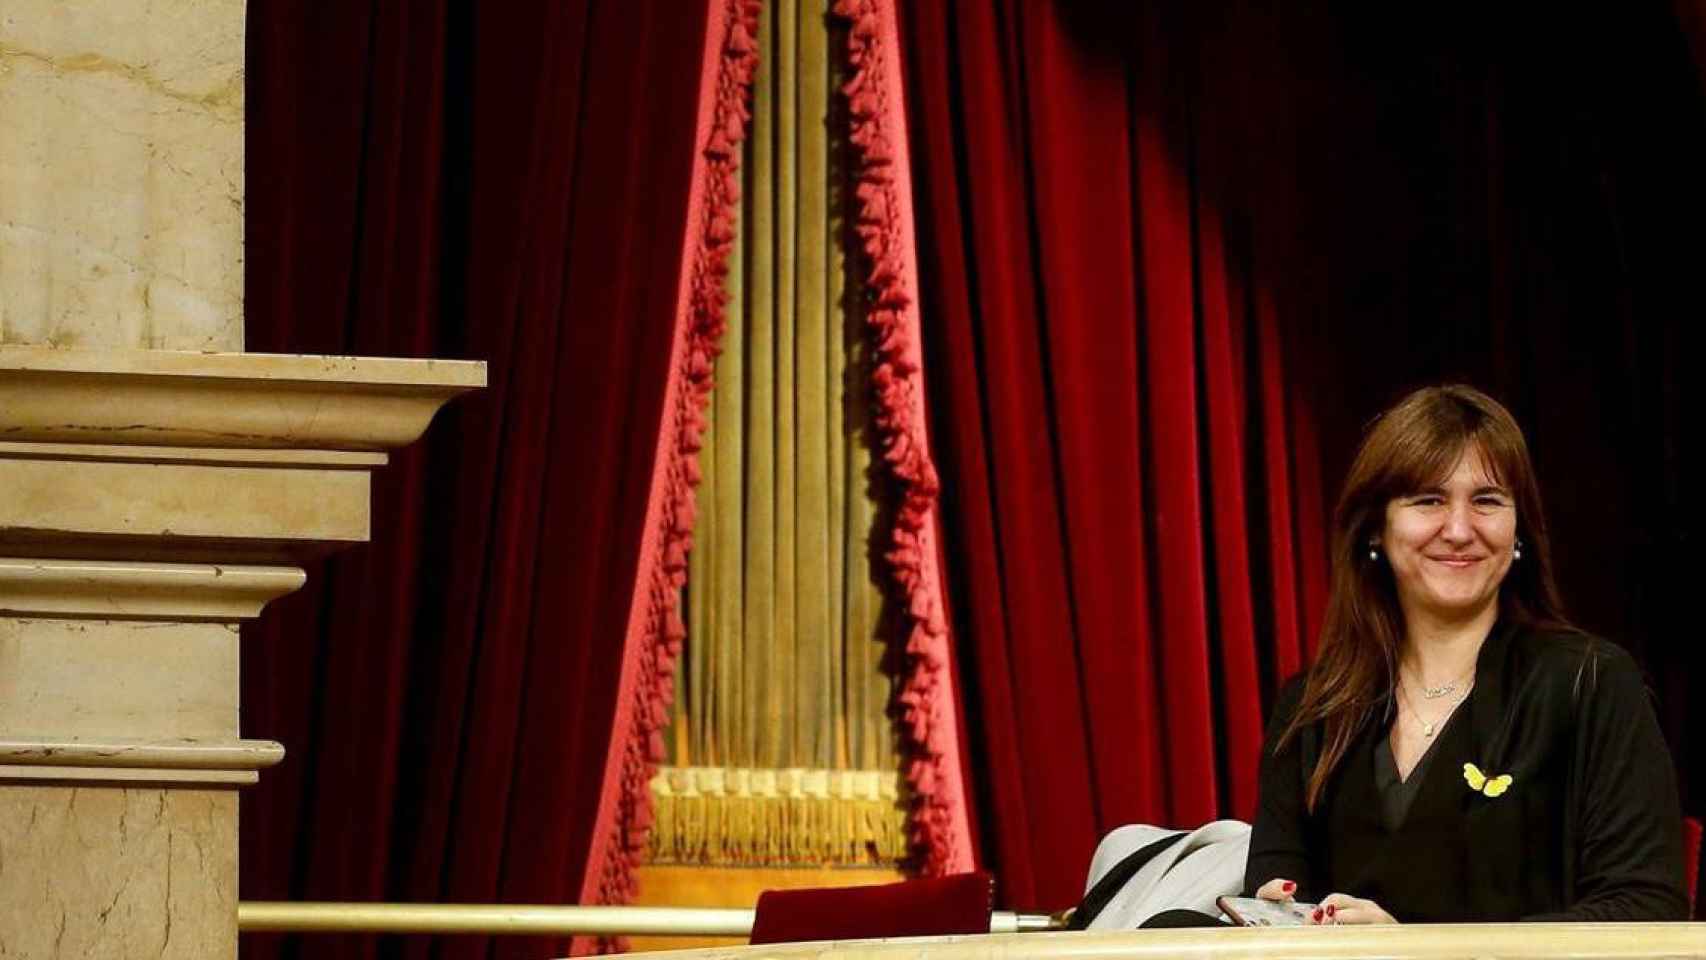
[[0, 3, 485, 957], [0, 349, 482, 958], [1, 0, 246, 350]]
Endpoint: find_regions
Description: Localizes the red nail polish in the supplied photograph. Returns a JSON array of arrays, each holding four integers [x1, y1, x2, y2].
[[1312, 909, 1323, 921], [1283, 881, 1296, 892], [1326, 905, 1336, 917]]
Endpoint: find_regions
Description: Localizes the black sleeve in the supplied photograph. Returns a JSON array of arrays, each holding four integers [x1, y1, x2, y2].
[[1244, 674, 1316, 899], [1522, 647, 1688, 921]]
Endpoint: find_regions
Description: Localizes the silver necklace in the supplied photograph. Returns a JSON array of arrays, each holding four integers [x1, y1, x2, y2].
[[1414, 667, 1474, 700], [1398, 676, 1472, 738]]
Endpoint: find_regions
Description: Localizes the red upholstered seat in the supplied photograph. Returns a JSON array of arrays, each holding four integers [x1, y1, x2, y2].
[[1685, 816, 1701, 919], [748, 872, 993, 945]]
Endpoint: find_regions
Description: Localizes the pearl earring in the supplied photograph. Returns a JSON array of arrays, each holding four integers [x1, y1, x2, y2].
[[1513, 539, 1524, 561], [1368, 544, 1380, 562]]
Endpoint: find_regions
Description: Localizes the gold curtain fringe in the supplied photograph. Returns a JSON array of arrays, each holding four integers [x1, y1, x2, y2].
[[649, 766, 907, 866]]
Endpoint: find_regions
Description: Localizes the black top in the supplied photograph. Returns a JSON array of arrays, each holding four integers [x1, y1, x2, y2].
[[1244, 621, 1688, 921], [1372, 711, 1452, 832]]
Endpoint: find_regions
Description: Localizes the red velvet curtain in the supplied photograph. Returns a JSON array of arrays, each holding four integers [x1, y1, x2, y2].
[[898, 0, 1331, 911], [241, 2, 709, 957], [902, 0, 1705, 912]]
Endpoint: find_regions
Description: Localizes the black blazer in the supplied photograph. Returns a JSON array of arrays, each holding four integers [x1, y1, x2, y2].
[[1245, 621, 1688, 921]]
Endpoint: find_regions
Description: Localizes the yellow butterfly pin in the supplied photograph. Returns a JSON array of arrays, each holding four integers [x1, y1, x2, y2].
[[1463, 762, 1513, 798]]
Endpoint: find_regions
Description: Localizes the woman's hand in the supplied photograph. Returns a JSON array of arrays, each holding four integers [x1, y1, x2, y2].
[[1310, 892, 1398, 925], [1255, 878, 1298, 902]]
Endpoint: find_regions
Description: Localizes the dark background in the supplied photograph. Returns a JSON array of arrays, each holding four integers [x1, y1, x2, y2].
[[1297, 0, 1702, 840]]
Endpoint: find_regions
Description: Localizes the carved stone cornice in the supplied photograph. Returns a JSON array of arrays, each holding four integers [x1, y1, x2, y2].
[[0, 736, 285, 786], [0, 345, 485, 450], [0, 558, 306, 620], [0, 346, 487, 562], [0, 342, 483, 956]]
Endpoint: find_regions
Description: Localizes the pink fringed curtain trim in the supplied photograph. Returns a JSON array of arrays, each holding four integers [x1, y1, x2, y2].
[[833, 0, 975, 876], [580, 0, 762, 941]]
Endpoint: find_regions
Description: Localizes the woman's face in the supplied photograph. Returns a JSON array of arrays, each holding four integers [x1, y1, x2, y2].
[[1378, 448, 1517, 624]]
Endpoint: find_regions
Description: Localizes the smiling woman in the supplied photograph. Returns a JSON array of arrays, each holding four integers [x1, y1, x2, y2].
[[1242, 385, 1687, 924], [1380, 452, 1518, 633]]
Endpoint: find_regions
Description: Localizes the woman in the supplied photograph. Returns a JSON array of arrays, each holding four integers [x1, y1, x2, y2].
[[1245, 385, 1686, 923]]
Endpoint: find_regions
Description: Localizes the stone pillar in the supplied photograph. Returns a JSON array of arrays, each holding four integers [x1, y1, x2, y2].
[[0, 349, 482, 957], [1, 0, 247, 350], [0, 4, 484, 958]]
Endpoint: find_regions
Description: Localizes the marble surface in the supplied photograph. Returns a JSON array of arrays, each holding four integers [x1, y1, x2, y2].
[[0, 0, 246, 350], [0, 439, 388, 469], [0, 734, 283, 786], [0, 344, 489, 385], [0, 735, 284, 770], [0, 456, 371, 554], [0, 557, 306, 620], [0, 618, 238, 739], [0, 345, 487, 450], [622, 925, 1706, 960], [0, 785, 237, 958]]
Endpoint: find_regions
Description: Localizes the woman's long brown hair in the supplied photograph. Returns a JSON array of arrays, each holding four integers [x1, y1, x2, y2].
[[1279, 385, 1571, 811]]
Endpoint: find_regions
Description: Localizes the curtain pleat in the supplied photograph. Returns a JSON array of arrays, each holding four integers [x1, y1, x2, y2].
[[898, 0, 1331, 907], [792, 0, 833, 770], [656, 0, 904, 868]]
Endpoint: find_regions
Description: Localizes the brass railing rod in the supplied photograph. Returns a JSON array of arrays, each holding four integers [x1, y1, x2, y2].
[[240, 903, 756, 937], [238, 902, 1059, 937]]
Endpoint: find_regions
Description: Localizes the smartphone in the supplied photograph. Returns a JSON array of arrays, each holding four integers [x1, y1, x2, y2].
[[1215, 895, 1318, 927]]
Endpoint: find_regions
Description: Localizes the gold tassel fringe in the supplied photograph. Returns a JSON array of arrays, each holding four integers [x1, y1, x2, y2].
[[648, 766, 908, 866]]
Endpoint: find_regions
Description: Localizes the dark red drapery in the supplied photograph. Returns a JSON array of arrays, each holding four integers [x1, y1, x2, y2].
[[242, 1, 710, 957], [901, 0, 1704, 912], [898, 0, 1331, 911]]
